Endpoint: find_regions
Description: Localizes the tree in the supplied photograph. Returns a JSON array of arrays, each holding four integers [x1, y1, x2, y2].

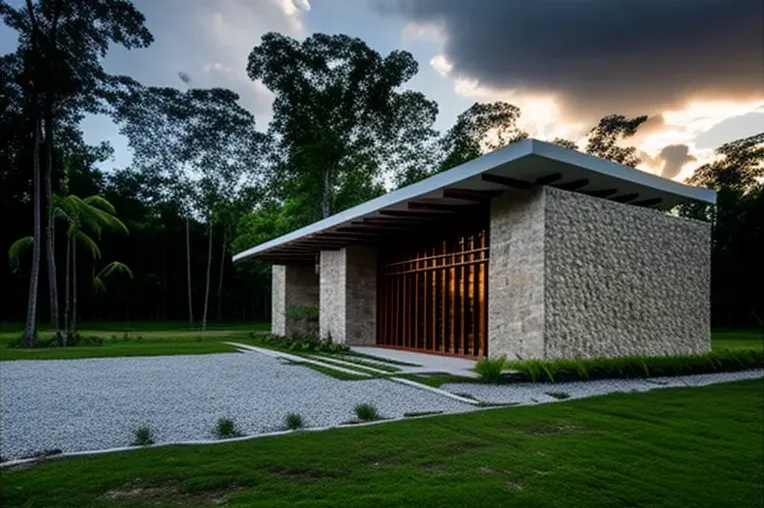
[[439, 102, 528, 173], [0, 0, 152, 345], [682, 133, 764, 329], [53, 193, 129, 339], [112, 85, 264, 330], [551, 138, 579, 150], [585, 114, 648, 167], [247, 32, 438, 221]]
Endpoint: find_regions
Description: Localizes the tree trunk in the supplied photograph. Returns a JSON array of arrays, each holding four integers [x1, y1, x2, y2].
[[71, 237, 77, 334], [185, 216, 194, 327], [64, 232, 71, 343], [22, 118, 42, 348], [44, 115, 59, 336], [322, 169, 331, 218], [216, 229, 227, 320], [201, 217, 213, 331]]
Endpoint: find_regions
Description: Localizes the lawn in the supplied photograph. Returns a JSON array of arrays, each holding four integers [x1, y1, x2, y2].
[[0, 321, 269, 361], [0, 325, 759, 362], [1, 380, 761, 507], [712, 329, 763, 351]]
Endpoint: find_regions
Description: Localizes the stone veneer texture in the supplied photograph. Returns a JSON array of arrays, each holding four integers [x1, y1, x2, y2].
[[319, 247, 377, 345], [487, 188, 547, 359], [271, 264, 319, 336], [543, 186, 711, 358]]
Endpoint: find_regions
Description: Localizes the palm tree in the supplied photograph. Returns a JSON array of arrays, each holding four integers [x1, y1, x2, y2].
[[53, 194, 129, 341]]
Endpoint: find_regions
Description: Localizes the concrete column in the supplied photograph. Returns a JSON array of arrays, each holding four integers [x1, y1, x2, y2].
[[319, 246, 377, 345], [271, 264, 319, 337], [487, 188, 546, 359]]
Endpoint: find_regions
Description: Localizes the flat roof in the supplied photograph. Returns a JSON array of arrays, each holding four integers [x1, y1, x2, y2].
[[233, 138, 716, 263]]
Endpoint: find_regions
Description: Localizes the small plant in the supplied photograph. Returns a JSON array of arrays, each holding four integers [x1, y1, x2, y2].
[[215, 418, 242, 439], [132, 426, 154, 446], [284, 412, 304, 430], [354, 403, 379, 422], [475, 355, 507, 383], [546, 391, 571, 400]]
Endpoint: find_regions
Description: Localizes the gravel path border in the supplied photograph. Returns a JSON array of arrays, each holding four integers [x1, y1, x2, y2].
[[443, 369, 764, 405], [2, 351, 761, 463]]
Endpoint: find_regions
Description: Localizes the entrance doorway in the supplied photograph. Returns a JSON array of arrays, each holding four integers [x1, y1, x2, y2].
[[376, 209, 489, 357]]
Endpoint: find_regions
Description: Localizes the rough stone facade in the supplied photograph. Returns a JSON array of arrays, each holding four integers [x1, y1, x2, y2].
[[487, 186, 711, 359], [271, 264, 319, 336], [543, 186, 711, 358], [487, 188, 546, 359], [319, 246, 377, 345]]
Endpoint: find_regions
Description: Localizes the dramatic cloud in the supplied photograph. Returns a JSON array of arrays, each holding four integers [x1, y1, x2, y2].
[[378, 0, 764, 122], [657, 145, 697, 180]]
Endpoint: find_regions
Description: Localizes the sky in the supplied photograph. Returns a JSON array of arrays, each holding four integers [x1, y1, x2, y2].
[[1, 0, 763, 182]]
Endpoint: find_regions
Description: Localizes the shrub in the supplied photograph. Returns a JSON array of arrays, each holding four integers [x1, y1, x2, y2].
[[284, 412, 304, 430], [215, 418, 241, 439], [256, 332, 349, 354], [132, 426, 154, 446], [475, 355, 507, 383], [354, 403, 379, 422], [505, 349, 764, 384]]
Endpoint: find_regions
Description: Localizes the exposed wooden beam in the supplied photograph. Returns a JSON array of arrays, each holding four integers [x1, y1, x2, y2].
[[443, 188, 502, 201], [555, 179, 589, 191], [363, 216, 433, 224], [408, 200, 476, 211], [632, 197, 662, 207], [611, 193, 639, 203], [339, 224, 408, 232], [380, 209, 455, 217], [534, 173, 563, 185], [323, 230, 386, 238], [481, 173, 533, 189], [584, 188, 618, 198]]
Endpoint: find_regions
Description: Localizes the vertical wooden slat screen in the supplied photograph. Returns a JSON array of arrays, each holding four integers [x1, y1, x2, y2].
[[377, 209, 489, 357]]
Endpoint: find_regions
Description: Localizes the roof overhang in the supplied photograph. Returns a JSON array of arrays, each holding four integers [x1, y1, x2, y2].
[[233, 139, 716, 264]]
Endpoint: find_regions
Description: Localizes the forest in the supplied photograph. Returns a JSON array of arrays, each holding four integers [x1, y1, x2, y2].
[[1, 1, 762, 346]]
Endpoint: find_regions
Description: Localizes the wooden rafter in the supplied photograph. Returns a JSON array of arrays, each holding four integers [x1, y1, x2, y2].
[[534, 173, 563, 185], [555, 179, 589, 190], [481, 173, 533, 189]]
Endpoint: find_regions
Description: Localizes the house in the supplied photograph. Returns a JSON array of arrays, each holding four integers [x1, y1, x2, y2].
[[233, 139, 715, 360]]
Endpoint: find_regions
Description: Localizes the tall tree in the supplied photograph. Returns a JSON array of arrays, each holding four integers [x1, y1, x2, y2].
[[0, 0, 152, 345], [247, 32, 438, 221], [112, 85, 264, 330], [683, 132, 764, 329], [439, 101, 528, 172], [585, 114, 648, 167]]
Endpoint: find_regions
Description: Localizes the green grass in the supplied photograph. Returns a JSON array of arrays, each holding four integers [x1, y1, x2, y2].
[[284, 361, 370, 381], [2, 380, 762, 507], [712, 329, 763, 351], [503, 348, 764, 383], [0, 322, 268, 361]]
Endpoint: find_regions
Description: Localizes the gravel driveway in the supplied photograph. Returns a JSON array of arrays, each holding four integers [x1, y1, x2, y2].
[[3, 352, 762, 462], [1, 352, 473, 460]]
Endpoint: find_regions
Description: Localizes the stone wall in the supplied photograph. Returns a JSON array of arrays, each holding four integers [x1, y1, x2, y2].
[[319, 249, 346, 342], [319, 246, 377, 345], [487, 188, 546, 359], [543, 187, 711, 358], [271, 264, 319, 337]]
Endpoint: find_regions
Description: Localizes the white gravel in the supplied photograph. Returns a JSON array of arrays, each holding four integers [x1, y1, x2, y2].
[[2, 352, 761, 462], [443, 369, 764, 405], [0, 352, 474, 460]]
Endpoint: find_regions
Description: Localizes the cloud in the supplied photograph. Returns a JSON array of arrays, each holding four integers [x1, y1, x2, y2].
[[656, 144, 696, 180], [430, 55, 452, 76], [193, 0, 310, 121], [377, 0, 764, 122]]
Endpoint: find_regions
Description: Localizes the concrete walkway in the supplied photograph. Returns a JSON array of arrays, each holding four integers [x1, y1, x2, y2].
[[350, 346, 479, 378]]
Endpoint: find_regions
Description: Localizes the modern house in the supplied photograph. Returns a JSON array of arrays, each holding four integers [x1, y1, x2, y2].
[[233, 139, 715, 360]]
